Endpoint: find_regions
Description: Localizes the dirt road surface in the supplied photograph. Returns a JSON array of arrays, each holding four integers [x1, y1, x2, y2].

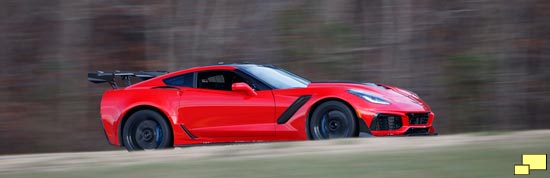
[[1, 130, 548, 177]]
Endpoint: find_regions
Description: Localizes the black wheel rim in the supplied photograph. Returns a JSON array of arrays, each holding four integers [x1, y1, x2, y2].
[[130, 119, 163, 149], [314, 110, 352, 139]]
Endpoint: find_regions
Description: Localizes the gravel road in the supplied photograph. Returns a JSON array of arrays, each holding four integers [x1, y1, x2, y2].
[[1, 130, 548, 174]]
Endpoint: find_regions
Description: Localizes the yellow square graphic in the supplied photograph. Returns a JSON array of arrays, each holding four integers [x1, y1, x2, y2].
[[514, 165, 530, 175], [522, 154, 547, 170]]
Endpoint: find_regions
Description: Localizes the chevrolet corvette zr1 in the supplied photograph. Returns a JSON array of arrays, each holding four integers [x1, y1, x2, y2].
[[88, 64, 436, 151]]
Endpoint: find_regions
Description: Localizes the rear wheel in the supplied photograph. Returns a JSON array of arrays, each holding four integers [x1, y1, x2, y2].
[[122, 110, 172, 151], [309, 101, 357, 140]]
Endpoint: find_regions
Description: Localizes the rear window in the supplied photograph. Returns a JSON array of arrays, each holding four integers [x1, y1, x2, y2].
[[163, 73, 194, 87]]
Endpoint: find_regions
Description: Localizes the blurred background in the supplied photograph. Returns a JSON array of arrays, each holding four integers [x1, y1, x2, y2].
[[0, 0, 549, 155]]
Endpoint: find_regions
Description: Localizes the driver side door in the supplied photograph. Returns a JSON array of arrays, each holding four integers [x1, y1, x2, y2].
[[177, 70, 275, 138]]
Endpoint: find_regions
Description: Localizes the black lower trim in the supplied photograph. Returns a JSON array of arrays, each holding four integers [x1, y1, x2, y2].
[[358, 118, 371, 134], [180, 124, 197, 139], [277, 95, 312, 124], [404, 128, 430, 136]]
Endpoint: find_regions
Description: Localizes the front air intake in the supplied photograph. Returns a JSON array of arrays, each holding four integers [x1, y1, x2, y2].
[[407, 113, 429, 125], [370, 114, 402, 130]]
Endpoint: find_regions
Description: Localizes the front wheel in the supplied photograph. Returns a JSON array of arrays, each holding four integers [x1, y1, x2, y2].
[[309, 101, 357, 140], [122, 110, 172, 151]]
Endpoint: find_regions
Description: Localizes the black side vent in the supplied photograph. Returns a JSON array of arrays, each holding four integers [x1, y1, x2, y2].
[[277, 95, 312, 124], [370, 114, 402, 130], [407, 113, 429, 125]]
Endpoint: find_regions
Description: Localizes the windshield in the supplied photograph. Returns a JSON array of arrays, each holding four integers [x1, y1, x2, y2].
[[240, 66, 310, 89]]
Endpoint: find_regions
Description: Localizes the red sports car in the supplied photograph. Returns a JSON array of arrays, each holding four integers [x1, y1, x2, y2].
[[89, 64, 436, 151]]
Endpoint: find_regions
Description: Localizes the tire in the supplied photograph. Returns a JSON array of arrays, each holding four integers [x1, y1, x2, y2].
[[122, 110, 172, 151], [309, 101, 357, 140]]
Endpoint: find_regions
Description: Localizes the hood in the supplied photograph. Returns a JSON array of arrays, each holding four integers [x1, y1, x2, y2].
[[307, 81, 430, 111]]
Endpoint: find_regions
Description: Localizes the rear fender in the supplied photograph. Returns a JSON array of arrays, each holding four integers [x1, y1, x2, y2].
[[100, 88, 189, 146]]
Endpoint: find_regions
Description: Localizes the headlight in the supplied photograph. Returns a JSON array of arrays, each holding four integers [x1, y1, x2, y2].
[[347, 89, 391, 105]]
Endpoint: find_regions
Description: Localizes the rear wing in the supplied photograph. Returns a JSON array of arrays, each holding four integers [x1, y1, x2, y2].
[[88, 71, 168, 89]]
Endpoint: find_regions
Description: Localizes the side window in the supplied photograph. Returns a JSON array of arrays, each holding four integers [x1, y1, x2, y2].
[[197, 71, 246, 91], [163, 73, 194, 87], [204, 75, 224, 83]]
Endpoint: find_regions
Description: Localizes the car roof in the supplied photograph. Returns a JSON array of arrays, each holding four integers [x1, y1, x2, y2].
[[160, 63, 275, 78], [211, 63, 276, 68], [131, 63, 266, 88]]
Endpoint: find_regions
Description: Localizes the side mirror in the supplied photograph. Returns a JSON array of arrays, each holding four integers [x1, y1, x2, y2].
[[232, 82, 257, 96]]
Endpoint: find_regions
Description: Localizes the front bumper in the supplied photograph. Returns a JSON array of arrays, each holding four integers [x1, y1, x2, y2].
[[357, 110, 436, 136]]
